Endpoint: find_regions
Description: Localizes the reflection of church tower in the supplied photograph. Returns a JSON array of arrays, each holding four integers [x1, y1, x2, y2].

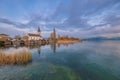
[[53, 42, 56, 53], [50, 42, 56, 53], [37, 46, 41, 56]]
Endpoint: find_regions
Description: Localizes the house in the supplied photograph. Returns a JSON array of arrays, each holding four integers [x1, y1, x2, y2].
[[28, 34, 42, 40], [5, 40, 12, 46], [12, 39, 25, 47], [0, 34, 10, 41], [0, 34, 11, 46]]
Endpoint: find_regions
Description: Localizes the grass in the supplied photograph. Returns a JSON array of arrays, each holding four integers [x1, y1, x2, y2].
[[0, 48, 32, 65]]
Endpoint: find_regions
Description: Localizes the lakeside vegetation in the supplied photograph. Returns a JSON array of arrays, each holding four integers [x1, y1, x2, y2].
[[0, 48, 32, 65], [57, 36, 83, 44], [57, 39, 82, 44]]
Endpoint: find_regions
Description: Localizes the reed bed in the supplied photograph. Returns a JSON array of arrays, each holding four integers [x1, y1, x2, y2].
[[0, 48, 32, 65]]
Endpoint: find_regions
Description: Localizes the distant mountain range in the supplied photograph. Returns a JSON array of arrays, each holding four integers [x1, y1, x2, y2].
[[83, 37, 120, 41]]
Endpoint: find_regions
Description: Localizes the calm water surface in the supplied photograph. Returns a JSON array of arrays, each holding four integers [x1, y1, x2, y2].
[[0, 41, 120, 80]]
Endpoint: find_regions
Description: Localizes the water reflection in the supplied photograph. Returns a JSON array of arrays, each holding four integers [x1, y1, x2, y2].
[[27, 45, 41, 55], [58, 43, 74, 48], [34, 42, 79, 54], [0, 42, 79, 55], [50, 42, 56, 53], [37, 46, 41, 56], [0, 41, 120, 80]]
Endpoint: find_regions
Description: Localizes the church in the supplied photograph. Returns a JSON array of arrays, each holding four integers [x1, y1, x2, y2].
[[28, 27, 42, 41]]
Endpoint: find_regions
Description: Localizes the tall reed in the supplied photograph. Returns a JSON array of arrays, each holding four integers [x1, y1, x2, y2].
[[0, 48, 32, 65]]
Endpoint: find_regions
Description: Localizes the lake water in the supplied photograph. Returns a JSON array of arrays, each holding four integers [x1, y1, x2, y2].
[[0, 41, 120, 80]]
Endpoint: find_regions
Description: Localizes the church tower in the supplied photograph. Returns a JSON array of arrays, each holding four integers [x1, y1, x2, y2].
[[53, 28, 56, 41], [37, 26, 41, 36]]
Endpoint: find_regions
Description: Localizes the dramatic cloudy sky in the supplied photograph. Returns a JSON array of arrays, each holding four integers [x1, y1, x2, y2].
[[0, 0, 120, 38]]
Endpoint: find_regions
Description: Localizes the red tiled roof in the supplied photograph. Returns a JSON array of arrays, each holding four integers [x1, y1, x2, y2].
[[28, 33, 41, 37]]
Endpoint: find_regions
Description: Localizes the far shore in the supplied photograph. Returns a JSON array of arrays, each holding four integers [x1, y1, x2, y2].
[[57, 39, 83, 44]]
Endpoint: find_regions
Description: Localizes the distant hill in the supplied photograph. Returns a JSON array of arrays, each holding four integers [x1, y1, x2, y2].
[[83, 37, 120, 41], [110, 37, 120, 40]]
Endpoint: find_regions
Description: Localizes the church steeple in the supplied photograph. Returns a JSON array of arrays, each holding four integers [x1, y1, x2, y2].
[[53, 28, 55, 33], [37, 26, 41, 36], [38, 26, 40, 32]]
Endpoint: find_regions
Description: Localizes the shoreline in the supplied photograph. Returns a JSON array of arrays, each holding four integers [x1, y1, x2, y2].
[[57, 39, 83, 44]]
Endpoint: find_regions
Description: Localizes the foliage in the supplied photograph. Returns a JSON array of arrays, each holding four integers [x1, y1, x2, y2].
[[0, 41, 5, 47]]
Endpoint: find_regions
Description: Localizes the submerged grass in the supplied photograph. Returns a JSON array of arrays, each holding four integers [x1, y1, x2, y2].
[[0, 48, 32, 65]]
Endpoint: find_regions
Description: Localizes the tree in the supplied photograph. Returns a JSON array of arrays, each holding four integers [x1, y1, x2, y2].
[[14, 35, 21, 40]]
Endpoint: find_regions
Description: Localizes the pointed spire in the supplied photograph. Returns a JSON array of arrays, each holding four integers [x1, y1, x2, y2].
[[38, 26, 40, 32], [53, 28, 55, 33]]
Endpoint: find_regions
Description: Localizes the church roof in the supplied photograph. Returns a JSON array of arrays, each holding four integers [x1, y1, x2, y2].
[[28, 33, 41, 37]]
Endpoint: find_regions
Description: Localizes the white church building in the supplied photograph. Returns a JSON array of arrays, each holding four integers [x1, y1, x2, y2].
[[28, 27, 42, 41]]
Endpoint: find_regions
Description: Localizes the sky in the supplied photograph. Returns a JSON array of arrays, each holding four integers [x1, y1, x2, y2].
[[0, 0, 120, 38]]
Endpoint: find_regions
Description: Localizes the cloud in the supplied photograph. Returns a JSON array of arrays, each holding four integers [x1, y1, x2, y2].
[[104, 14, 120, 26], [0, 17, 29, 28], [0, 23, 36, 37], [0, 0, 120, 38], [0, 17, 16, 26], [50, 0, 120, 30]]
